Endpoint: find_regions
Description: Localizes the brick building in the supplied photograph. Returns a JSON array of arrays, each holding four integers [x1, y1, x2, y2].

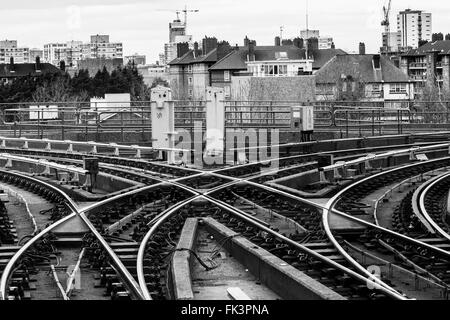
[[315, 54, 414, 103], [169, 36, 343, 100], [400, 40, 450, 97], [0, 57, 62, 84], [168, 37, 233, 99]]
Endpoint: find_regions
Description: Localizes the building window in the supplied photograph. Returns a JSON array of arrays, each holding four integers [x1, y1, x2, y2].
[[390, 83, 407, 94], [188, 89, 193, 97], [372, 84, 382, 93], [188, 77, 193, 85], [224, 70, 230, 82], [188, 65, 193, 73]]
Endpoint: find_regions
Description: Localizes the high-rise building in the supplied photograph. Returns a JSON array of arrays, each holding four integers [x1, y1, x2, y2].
[[30, 48, 43, 61], [44, 43, 68, 65], [0, 40, 30, 64], [299, 30, 334, 49], [397, 9, 432, 48], [44, 36, 123, 68], [125, 54, 146, 66], [158, 53, 165, 66], [382, 31, 402, 52], [169, 19, 186, 43], [88, 35, 123, 60], [318, 37, 334, 49], [300, 29, 320, 39], [163, 17, 193, 65]]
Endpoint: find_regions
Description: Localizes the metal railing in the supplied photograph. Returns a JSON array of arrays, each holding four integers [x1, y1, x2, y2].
[[3, 100, 450, 140]]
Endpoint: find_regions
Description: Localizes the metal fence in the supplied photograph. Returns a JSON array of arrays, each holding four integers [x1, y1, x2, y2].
[[3, 100, 450, 141]]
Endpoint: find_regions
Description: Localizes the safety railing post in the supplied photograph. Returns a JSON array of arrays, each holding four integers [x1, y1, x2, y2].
[[61, 114, 65, 141], [85, 111, 88, 141], [346, 111, 349, 138], [121, 112, 124, 142], [372, 110, 375, 136], [96, 112, 100, 142]]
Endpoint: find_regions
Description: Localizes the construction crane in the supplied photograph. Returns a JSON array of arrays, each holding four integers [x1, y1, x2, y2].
[[156, 6, 199, 30], [381, 0, 392, 51], [182, 6, 199, 31]]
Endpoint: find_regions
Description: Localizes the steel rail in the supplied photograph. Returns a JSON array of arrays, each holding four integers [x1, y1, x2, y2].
[[136, 196, 200, 300], [0, 169, 81, 300], [78, 212, 145, 300], [417, 171, 450, 242], [322, 157, 450, 296], [0, 153, 88, 175], [0, 136, 190, 153], [321, 142, 450, 172], [0, 212, 77, 300], [136, 194, 407, 300]]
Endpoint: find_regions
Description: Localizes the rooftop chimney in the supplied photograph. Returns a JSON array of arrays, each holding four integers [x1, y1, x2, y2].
[[59, 60, 66, 72], [35, 56, 41, 71], [293, 37, 304, 49], [9, 57, 14, 72], [275, 36, 281, 46], [176, 42, 190, 58], [217, 41, 232, 61], [193, 42, 200, 58], [359, 42, 366, 55], [248, 40, 256, 62], [244, 36, 250, 47], [202, 36, 218, 56]]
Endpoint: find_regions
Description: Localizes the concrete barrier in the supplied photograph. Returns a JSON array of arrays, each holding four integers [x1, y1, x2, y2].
[[170, 218, 199, 300], [202, 217, 345, 300]]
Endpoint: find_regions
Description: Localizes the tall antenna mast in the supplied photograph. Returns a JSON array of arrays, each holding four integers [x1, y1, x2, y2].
[[306, 0, 309, 32], [184, 5, 188, 29], [305, 0, 309, 59], [280, 26, 284, 43]]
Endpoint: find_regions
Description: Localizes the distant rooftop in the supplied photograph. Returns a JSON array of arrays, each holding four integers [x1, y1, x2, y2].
[[403, 40, 450, 56], [315, 54, 410, 83]]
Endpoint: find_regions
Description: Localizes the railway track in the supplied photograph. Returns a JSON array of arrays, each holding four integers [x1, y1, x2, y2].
[[3, 137, 450, 300], [325, 158, 450, 299], [137, 193, 405, 300]]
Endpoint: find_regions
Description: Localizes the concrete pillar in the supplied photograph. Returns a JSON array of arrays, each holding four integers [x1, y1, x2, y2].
[[42, 165, 51, 176], [205, 87, 225, 156], [71, 173, 80, 185], [151, 86, 177, 164], [88, 142, 97, 154], [4, 159, 13, 168], [132, 145, 141, 158], [45, 141, 52, 151], [66, 141, 74, 153]]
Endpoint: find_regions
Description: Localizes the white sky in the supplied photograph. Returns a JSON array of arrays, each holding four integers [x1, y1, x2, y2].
[[1, 0, 449, 62]]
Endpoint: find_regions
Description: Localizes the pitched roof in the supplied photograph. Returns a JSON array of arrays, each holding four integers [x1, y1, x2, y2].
[[0, 63, 62, 78], [168, 48, 218, 66], [209, 46, 347, 71], [403, 40, 450, 56], [251, 45, 307, 60], [311, 48, 347, 69], [315, 54, 409, 83], [209, 50, 247, 70]]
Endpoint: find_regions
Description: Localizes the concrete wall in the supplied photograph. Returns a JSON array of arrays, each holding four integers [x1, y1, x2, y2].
[[192, 63, 210, 100], [231, 76, 316, 102]]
